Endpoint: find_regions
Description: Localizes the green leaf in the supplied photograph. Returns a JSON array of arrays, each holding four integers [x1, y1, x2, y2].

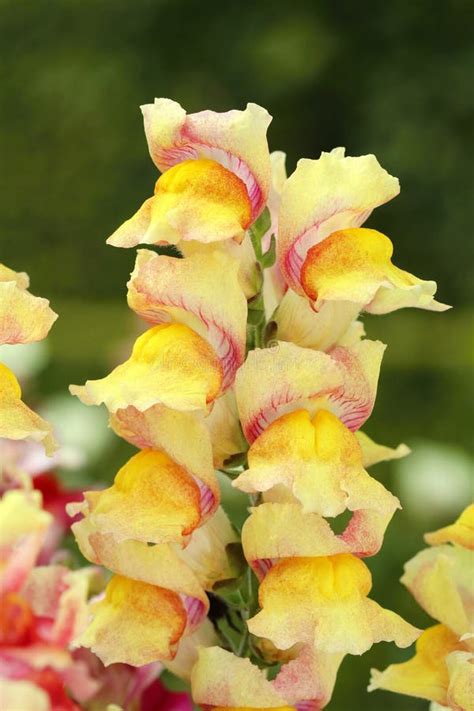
[[260, 233, 276, 268]]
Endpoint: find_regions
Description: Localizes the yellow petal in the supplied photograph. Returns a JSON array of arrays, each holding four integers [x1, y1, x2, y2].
[[446, 650, 474, 711], [0, 264, 57, 345], [191, 646, 293, 708], [274, 645, 344, 710], [0, 364, 57, 455], [203, 390, 247, 468], [402, 545, 474, 639], [277, 148, 400, 292], [273, 289, 362, 351], [248, 554, 420, 655], [108, 159, 252, 247], [301, 228, 449, 313], [180, 233, 262, 300], [356, 430, 411, 468], [78, 532, 207, 612], [176, 507, 239, 590], [72, 449, 202, 545], [234, 341, 343, 443], [70, 323, 223, 414], [242, 502, 349, 578], [141, 98, 271, 221], [77, 574, 187, 665], [109, 404, 219, 522], [235, 410, 399, 557], [425, 505, 474, 550], [127, 249, 247, 389], [369, 624, 466, 705], [164, 618, 218, 681]]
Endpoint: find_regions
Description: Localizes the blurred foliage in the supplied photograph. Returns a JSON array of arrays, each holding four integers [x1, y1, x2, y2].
[[1, 1, 473, 709]]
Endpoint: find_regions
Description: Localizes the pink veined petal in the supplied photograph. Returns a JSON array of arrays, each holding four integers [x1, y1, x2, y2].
[[141, 99, 272, 221]]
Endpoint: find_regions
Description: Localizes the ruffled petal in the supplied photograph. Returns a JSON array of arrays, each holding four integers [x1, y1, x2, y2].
[[235, 340, 384, 444], [76, 575, 188, 666], [164, 619, 218, 681], [301, 228, 449, 313], [369, 624, 466, 705], [424, 505, 474, 550], [277, 148, 400, 293], [127, 249, 247, 389], [0, 364, 57, 455], [191, 646, 293, 708], [272, 290, 362, 351], [70, 323, 223, 414], [108, 159, 253, 247], [142, 98, 271, 221], [0, 265, 57, 345], [248, 554, 420, 655], [242, 503, 349, 579], [401, 545, 474, 639], [234, 342, 343, 443], [110, 404, 219, 521], [273, 645, 344, 710], [70, 450, 202, 545], [202, 390, 247, 468], [355, 430, 410, 468]]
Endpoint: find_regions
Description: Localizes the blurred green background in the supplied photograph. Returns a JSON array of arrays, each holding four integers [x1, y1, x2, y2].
[[1, 1, 473, 709]]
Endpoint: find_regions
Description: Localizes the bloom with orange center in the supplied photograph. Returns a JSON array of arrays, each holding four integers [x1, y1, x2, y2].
[[248, 554, 420, 656], [109, 404, 219, 521], [73, 535, 209, 666], [70, 449, 205, 547], [107, 98, 271, 248], [0, 264, 57, 345], [127, 249, 247, 390], [276, 147, 448, 314], [70, 322, 223, 415], [277, 147, 399, 293], [301, 227, 449, 313]]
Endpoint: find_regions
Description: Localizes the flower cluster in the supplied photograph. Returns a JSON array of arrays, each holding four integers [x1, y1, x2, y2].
[[68, 98, 449, 708], [370, 505, 474, 710]]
